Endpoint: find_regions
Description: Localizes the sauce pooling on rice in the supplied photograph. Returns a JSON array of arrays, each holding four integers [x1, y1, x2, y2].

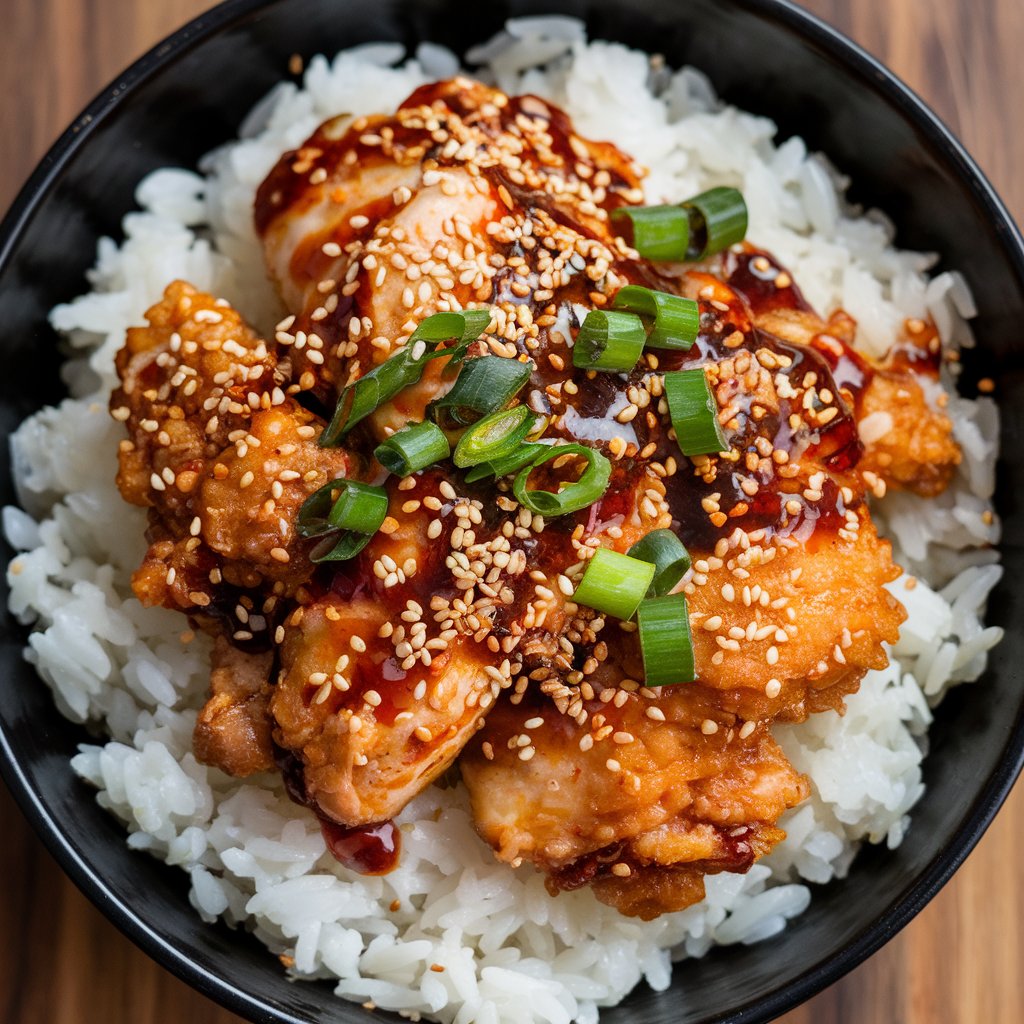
[[109, 77, 960, 919]]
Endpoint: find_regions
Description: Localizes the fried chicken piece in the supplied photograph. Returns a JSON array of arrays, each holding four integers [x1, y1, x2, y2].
[[193, 636, 275, 776], [685, 510, 906, 722], [268, 468, 526, 825], [112, 281, 357, 778], [272, 589, 497, 825], [461, 689, 807, 918], [584, 822, 786, 920], [113, 281, 353, 609], [254, 78, 646, 438], [856, 370, 960, 496], [720, 249, 960, 497]]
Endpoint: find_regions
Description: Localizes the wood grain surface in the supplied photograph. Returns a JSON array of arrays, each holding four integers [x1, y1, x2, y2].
[[1, 1, 1022, 1022]]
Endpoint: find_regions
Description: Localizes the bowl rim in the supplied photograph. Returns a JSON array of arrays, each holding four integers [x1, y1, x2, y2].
[[2, 1, 1023, 1022]]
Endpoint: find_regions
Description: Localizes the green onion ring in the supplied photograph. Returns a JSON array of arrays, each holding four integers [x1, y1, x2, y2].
[[320, 309, 491, 445], [572, 310, 647, 372], [572, 548, 656, 621], [663, 368, 729, 456], [637, 593, 695, 686], [610, 204, 690, 262], [374, 420, 450, 476], [512, 443, 612, 517], [453, 405, 537, 468], [429, 354, 533, 427], [610, 285, 700, 351], [627, 529, 692, 596]]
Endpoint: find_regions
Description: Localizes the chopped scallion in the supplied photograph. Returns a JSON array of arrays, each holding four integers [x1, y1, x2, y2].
[[573, 548, 656, 621], [610, 285, 700, 350], [429, 354, 532, 427], [320, 309, 491, 444], [609, 189, 748, 264], [297, 479, 389, 562], [637, 593, 695, 686], [463, 441, 551, 483], [326, 480, 389, 533], [683, 187, 748, 260], [572, 310, 647, 372], [453, 405, 536, 468], [627, 529, 691, 597], [409, 308, 492, 347], [309, 530, 375, 562], [374, 420, 450, 476], [663, 368, 729, 456], [512, 443, 612, 517], [611, 204, 690, 262]]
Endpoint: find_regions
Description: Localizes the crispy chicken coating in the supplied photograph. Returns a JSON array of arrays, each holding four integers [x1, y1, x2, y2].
[[724, 261, 960, 496], [194, 636, 275, 776], [273, 590, 496, 825]]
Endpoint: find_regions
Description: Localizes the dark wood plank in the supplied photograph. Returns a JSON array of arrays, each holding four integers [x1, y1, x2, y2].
[[0, 1, 1020, 1022]]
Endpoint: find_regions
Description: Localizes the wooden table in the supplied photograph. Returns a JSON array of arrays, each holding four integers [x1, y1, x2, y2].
[[1, 1, 1021, 1021]]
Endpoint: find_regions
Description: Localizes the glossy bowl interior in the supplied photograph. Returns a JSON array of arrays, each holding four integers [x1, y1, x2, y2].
[[1, 1, 1023, 1022]]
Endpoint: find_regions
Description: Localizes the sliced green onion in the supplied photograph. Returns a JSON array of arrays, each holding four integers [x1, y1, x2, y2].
[[464, 441, 551, 483], [572, 310, 647, 372], [610, 190, 748, 264], [296, 479, 388, 562], [325, 480, 389, 533], [611, 204, 690, 262], [610, 285, 700, 351], [683, 187, 748, 260], [453, 405, 536, 468], [374, 421, 450, 476], [296, 480, 345, 538], [637, 593, 695, 686], [409, 308, 492, 347], [309, 530, 375, 562], [512, 443, 612, 517], [664, 369, 729, 456], [627, 529, 691, 597], [429, 355, 532, 427], [573, 548, 656, 621], [320, 309, 491, 445]]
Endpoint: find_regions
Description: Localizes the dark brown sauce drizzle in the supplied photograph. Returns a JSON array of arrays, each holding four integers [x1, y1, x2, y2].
[[275, 744, 401, 874], [320, 819, 401, 875]]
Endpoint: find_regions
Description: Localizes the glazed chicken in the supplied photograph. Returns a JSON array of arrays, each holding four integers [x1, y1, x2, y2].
[[111, 76, 960, 919]]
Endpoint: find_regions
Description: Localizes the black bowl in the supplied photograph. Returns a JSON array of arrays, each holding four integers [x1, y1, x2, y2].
[[2, 1, 1022, 1022]]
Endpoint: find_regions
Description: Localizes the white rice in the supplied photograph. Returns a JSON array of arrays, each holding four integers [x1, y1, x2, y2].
[[4, 21, 1003, 1024]]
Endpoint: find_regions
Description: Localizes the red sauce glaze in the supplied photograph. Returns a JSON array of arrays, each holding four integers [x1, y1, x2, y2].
[[275, 744, 401, 875], [320, 818, 401, 875]]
